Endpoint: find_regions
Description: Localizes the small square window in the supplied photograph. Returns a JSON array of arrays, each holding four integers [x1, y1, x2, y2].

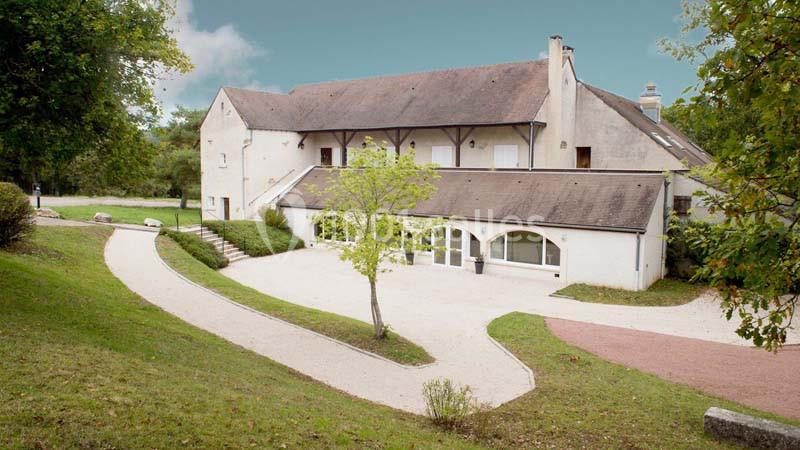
[[674, 196, 692, 217], [205, 196, 215, 210], [219, 153, 227, 168]]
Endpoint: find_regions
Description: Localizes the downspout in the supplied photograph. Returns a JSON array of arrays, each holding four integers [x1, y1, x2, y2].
[[635, 232, 641, 291], [528, 122, 535, 170], [661, 176, 671, 278], [241, 129, 253, 218]]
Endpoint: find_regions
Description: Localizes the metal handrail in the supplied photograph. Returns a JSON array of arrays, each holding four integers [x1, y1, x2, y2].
[[247, 168, 297, 206]]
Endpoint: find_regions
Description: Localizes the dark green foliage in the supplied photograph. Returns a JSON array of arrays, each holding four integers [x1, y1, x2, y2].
[[0, 0, 191, 195], [661, 0, 800, 350], [152, 107, 204, 208], [160, 230, 227, 270], [0, 182, 34, 247], [666, 218, 712, 281], [260, 206, 290, 231], [203, 221, 304, 257]]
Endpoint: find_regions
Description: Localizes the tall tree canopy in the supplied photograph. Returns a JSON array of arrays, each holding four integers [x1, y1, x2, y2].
[[0, 0, 191, 192], [153, 107, 204, 208], [662, 0, 800, 350]]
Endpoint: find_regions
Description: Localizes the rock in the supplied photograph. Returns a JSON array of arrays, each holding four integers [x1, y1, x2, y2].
[[704, 407, 800, 450], [35, 208, 61, 219], [93, 212, 112, 223], [144, 218, 163, 228]]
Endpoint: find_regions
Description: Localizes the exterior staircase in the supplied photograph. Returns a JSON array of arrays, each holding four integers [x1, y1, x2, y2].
[[181, 225, 249, 263]]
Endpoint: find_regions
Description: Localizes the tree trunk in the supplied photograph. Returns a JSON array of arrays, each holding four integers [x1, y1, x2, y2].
[[369, 278, 385, 338], [179, 190, 187, 209]]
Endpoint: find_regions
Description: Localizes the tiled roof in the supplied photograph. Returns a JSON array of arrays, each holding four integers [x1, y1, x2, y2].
[[582, 84, 713, 168], [278, 168, 664, 232], [222, 60, 549, 131]]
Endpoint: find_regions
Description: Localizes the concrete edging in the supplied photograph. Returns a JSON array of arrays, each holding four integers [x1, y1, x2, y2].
[[704, 407, 800, 450]]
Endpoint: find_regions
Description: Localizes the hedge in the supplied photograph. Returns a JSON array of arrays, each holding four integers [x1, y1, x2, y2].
[[161, 229, 228, 269]]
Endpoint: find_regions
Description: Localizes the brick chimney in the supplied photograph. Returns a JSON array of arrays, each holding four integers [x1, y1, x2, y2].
[[640, 82, 662, 123]]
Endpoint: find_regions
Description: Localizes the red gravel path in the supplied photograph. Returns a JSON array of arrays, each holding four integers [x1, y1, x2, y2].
[[545, 317, 800, 420]]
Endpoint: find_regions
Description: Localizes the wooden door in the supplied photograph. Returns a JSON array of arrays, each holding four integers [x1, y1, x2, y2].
[[320, 148, 332, 166], [576, 147, 591, 169], [222, 197, 230, 220]]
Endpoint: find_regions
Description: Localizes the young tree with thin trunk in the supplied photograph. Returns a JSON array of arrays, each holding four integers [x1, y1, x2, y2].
[[315, 138, 439, 338]]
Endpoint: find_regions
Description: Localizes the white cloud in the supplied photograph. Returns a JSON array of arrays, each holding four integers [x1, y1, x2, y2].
[[537, 50, 548, 60], [155, 0, 273, 118]]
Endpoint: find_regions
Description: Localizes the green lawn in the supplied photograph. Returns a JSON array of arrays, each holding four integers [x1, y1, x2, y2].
[[52, 205, 201, 227], [552, 278, 707, 306], [156, 234, 433, 366], [0, 226, 469, 449], [3, 226, 791, 449], [470, 313, 795, 449]]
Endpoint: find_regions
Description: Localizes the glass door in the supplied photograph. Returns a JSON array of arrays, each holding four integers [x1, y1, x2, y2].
[[433, 227, 463, 267]]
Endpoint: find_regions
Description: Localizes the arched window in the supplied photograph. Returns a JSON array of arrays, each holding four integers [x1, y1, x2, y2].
[[489, 231, 560, 267]]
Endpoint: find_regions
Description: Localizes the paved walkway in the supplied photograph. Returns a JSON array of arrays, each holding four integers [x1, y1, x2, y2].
[[547, 318, 800, 420], [31, 195, 199, 208], [107, 232, 800, 415], [105, 229, 533, 413], [223, 248, 800, 347]]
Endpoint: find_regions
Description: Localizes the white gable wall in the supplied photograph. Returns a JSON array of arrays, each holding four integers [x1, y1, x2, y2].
[[575, 84, 685, 170]]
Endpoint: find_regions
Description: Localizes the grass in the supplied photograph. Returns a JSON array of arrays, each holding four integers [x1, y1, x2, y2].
[[0, 226, 471, 449], [462, 312, 796, 449], [161, 229, 228, 269], [52, 204, 201, 227], [552, 278, 707, 306], [203, 220, 303, 257], [156, 234, 433, 366]]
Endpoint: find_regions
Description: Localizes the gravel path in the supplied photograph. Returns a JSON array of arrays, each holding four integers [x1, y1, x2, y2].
[[546, 318, 800, 420], [31, 195, 199, 208], [223, 248, 800, 347], [104, 229, 534, 414]]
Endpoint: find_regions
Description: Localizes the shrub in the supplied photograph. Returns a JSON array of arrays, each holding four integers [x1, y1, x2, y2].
[[161, 229, 228, 269], [422, 378, 476, 428], [0, 182, 35, 247], [259, 205, 290, 231], [666, 218, 712, 281], [203, 220, 304, 257]]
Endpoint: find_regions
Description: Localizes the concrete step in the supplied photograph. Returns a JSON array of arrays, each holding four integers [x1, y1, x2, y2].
[[224, 250, 244, 259], [228, 254, 249, 263]]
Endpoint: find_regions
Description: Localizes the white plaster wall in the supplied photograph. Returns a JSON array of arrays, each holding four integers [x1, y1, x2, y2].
[[282, 206, 658, 291], [200, 89, 250, 220], [640, 183, 666, 289], [201, 89, 320, 220], [672, 173, 724, 223], [575, 84, 686, 170], [305, 127, 534, 169]]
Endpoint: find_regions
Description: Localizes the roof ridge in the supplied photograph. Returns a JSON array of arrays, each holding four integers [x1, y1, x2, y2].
[[287, 59, 547, 94]]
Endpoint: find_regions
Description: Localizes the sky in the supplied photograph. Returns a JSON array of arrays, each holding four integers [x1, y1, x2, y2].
[[155, 0, 702, 119]]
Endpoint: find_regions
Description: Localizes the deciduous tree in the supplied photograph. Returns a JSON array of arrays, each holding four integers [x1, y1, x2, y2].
[[662, 0, 800, 350], [315, 139, 439, 338]]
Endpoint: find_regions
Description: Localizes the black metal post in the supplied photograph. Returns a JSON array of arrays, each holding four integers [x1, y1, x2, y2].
[[175, 213, 180, 231], [222, 222, 226, 254]]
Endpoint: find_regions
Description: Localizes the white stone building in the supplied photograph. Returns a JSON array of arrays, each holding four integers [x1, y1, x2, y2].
[[200, 35, 715, 290]]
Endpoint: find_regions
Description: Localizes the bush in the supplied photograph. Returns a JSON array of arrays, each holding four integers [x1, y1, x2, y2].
[[0, 182, 35, 247], [259, 205, 290, 231], [161, 229, 228, 269], [422, 378, 476, 428], [203, 221, 304, 257], [666, 218, 712, 281]]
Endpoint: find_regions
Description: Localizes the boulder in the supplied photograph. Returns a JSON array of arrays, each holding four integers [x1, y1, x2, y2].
[[35, 208, 61, 219], [93, 212, 112, 223], [144, 217, 163, 228]]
